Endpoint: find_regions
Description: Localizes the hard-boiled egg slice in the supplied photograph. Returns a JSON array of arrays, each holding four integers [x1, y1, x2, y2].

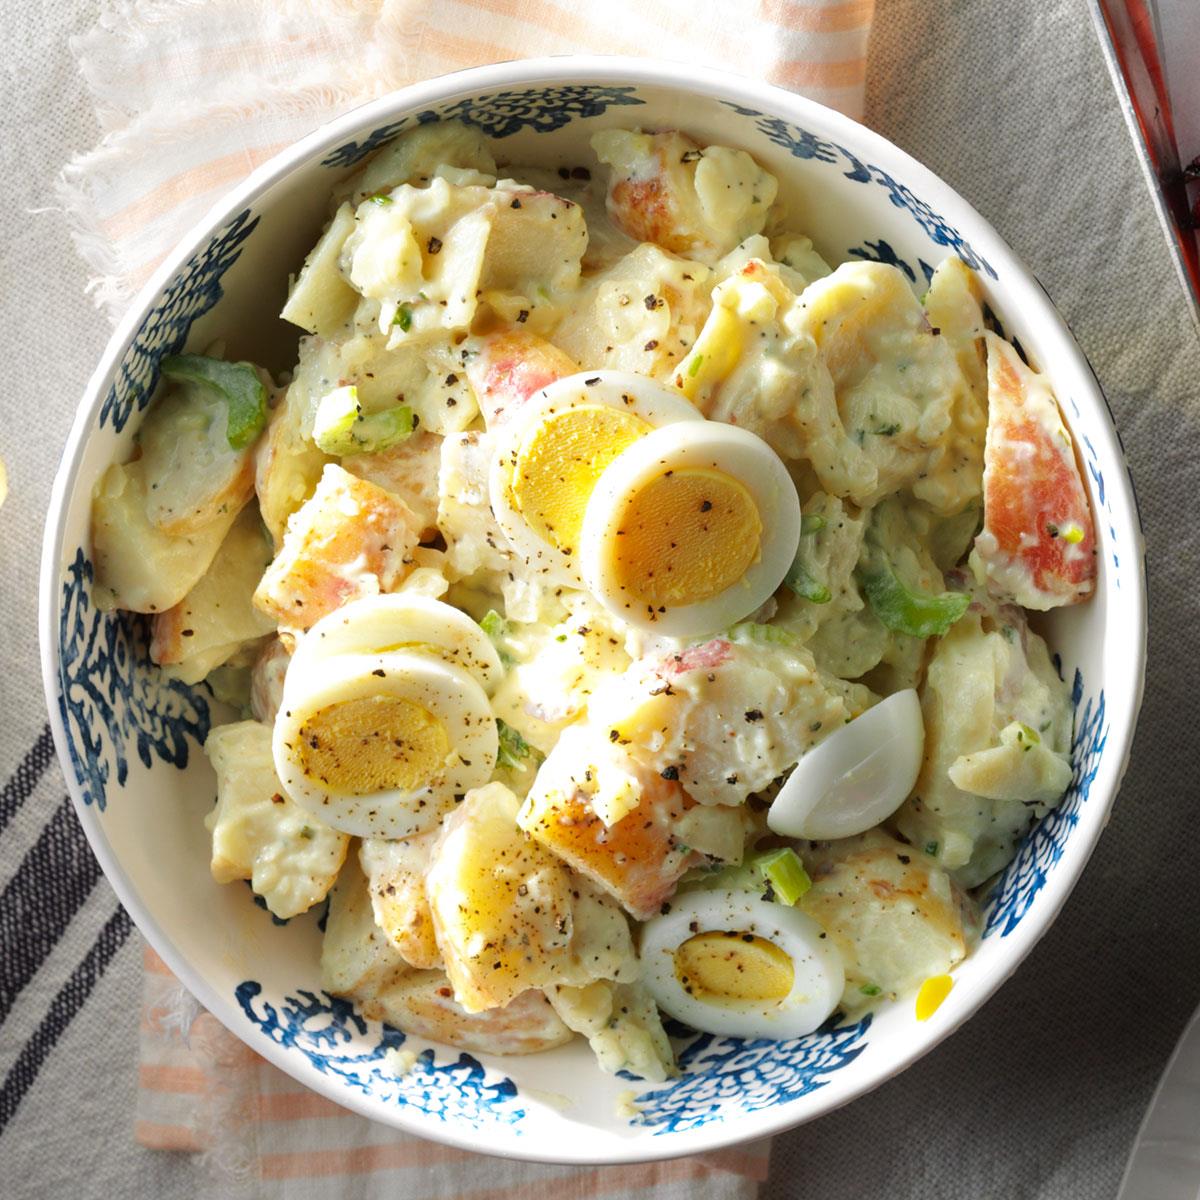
[[489, 370, 702, 585], [767, 689, 924, 840], [274, 650, 497, 839], [579, 421, 801, 635], [639, 889, 843, 1038], [289, 594, 503, 694]]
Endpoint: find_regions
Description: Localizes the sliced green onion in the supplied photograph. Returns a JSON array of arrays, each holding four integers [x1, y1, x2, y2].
[[859, 983, 882, 997], [480, 609, 514, 668], [496, 720, 543, 772], [311, 385, 415, 456], [753, 847, 811, 906], [161, 353, 268, 450], [800, 514, 827, 535], [393, 304, 413, 331], [687, 353, 704, 377], [924, 841, 939, 857], [784, 555, 832, 604]]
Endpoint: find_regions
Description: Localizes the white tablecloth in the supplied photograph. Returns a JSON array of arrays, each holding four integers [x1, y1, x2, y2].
[[1, 1, 1196, 1196]]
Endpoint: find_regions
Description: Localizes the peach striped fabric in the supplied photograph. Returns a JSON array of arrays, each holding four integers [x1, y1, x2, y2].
[[61, 0, 875, 320], [137, 943, 771, 1196], [65, 1, 875, 1191]]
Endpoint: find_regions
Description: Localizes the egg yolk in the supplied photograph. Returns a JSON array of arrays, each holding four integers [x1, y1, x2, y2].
[[674, 931, 794, 1005], [297, 694, 449, 794], [611, 467, 761, 607], [511, 405, 649, 554]]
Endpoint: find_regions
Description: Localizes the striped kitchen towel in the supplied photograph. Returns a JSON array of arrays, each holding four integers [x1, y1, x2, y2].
[[49, 0, 876, 1193]]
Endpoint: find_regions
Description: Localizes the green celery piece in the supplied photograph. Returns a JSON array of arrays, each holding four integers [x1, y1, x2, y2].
[[480, 610, 515, 668], [312, 385, 415, 456], [784, 511, 832, 603], [496, 720, 543, 772], [161, 353, 267, 450], [753, 847, 812, 906], [859, 557, 969, 638], [727, 622, 802, 648]]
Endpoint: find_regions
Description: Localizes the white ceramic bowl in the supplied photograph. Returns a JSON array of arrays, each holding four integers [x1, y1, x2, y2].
[[39, 56, 1147, 1164]]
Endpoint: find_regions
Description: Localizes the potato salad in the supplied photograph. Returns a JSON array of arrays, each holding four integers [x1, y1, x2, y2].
[[91, 120, 1096, 1079]]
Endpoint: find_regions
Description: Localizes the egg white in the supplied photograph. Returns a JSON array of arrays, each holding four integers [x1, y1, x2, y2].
[[639, 889, 844, 1039], [274, 649, 497, 839], [767, 689, 924, 841], [579, 421, 801, 636], [289, 593, 503, 694], [489, 370, 702, 586]]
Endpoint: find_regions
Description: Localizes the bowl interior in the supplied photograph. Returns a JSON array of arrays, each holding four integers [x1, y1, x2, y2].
[[43, 63, 1144, 1162]]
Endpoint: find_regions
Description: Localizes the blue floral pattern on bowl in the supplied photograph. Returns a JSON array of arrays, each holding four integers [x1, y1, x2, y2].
[[57, 549, 209, 811], [633, 1015, 872, 1134], [236, 982, 526, 1129], [99, 209, 259, 434], [321, 85, 645, 168], [981, 672, 1108, 938]]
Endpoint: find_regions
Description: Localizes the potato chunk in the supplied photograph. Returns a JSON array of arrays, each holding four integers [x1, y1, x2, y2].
[[253, 463, 422, 630], [150, 506, 275, 684], [592, 129, 776, 262], [518, 728, 712, 920], [92, 458, 239, 614], [546, 980, 674, 1080], [463, 328, 578, 429], [205, 721, 349, 919], [801, 831, 975, 1009], [358, 834, 441, 970], [425, 783, 635, 1012]]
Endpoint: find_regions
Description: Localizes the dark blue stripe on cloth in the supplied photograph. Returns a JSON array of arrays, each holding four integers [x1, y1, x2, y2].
[[0, 726, 55, 836], [0, 906, 132, 1135], [0, 797, 102, 1026]]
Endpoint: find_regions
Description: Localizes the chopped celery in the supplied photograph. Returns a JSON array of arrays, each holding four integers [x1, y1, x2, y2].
[[784, 556, 832, 604], [859, 559, 969, 638], [784, 510, 832, 603], [312, 385, 415, 456], [859, 983, 882, 997], [496, 720, 543, 772], [161, 353, 267, 450], [480, 609, 515, 668], [727, 622, 803, 648], [753, 847, 811, 906]]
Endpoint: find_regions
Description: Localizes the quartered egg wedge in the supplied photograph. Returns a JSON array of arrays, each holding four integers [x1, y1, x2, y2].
[[579, 421, 801, 636], [489, 370, 703, 586], [289, 594, 504, 695], [639, 889, 844, 1038], [274, 649, 497, 840], [767, 689, 924, 841]]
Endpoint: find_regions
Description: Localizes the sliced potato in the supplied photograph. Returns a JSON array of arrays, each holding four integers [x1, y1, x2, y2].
[[592, 129, 776, 262], [321, 849, 410, 996], [801, 830, 975, 1009], [280, 202, 359, 336], [92, 458, 239, 614], [138, 380, 257, 536], [204, 720, 349, 919], [546, 980, 674, 1081], [463, 328, 578, 429], [249, 636, 291, 725], [339, 119, 497, 205], [255, 377, 331, 548], [341, 429, 443, 538], [359, 834, 441, 969], [150, 506, 275, 685], [365, 971, 572, 1056], [253, 463, 422, 630]]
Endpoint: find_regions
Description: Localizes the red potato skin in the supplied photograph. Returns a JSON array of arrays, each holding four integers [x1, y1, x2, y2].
[[979, 335, 1096, 608], [465, 329, 577, 428]]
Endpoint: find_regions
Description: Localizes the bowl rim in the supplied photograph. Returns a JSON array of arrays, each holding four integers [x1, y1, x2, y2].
[[38, 53, 1148, 1165]]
